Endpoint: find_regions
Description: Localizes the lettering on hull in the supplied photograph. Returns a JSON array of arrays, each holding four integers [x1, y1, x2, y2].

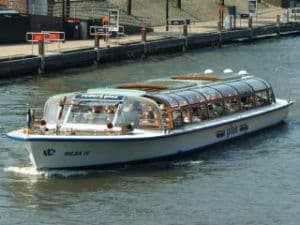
[[64, 151, 90, 156], [216, 123, 248, 139]]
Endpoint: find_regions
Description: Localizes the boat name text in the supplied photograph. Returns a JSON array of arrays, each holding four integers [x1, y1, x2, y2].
[[64, 151, 90, 156], [226, 125, 238, 137]]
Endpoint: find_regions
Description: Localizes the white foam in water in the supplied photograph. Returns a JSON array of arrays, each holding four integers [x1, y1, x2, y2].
[[4, 166, 89, 178], [171, 160, 203, 167]]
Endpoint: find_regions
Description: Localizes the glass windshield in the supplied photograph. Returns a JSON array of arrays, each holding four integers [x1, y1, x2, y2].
[[44, 94, 72, 124], [114, 98, 161, 129], [66, 103, 118, 125]]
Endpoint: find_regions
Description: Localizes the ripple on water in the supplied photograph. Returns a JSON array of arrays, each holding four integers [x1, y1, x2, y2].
[[4, 166, 89, 178]]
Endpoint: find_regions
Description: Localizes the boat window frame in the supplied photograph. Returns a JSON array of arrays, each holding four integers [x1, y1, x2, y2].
[[189, 103, 209, 122], [242, 78, 273, 107], [44, 94, 73, 125], [193, 86, 225, 119], [211, 84, 241, 115]]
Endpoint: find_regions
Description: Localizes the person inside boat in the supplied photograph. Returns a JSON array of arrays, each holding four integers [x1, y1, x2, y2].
[[182, 110, 191, 123], [138, 104, 160, 127], [105, 106, 115, 114], [121, 102, 140, 125], [207, 102, 224, 118], [241, 96, 254, 110], [84, 105, 106, 123], [105, 105, 116, 122]]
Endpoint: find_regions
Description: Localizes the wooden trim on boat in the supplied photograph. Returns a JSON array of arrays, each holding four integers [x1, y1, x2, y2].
[[171, 73, 220, 81], [116, 82, 169, 91]]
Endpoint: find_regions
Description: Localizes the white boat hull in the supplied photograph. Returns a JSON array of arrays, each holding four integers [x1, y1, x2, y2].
[[7, 99, 291, 169]]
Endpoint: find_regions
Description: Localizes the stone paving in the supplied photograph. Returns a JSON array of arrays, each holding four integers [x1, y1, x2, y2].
[[0, 6, 286, 59]]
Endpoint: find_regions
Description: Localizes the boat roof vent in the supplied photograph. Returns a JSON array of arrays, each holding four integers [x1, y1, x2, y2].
[[204, 69, 214, 74], [223, 68, 233, 74], [238, 70, 248, 76]]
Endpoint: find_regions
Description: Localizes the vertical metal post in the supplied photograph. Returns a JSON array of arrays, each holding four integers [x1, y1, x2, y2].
[[66, 0, 70, 18], [166, 0, 169, 31], [176, 0, 181, 9], [218, 6, 224, 30], [248, 16, 253, 28], [38, 40, 45, 73], [183, 23, 188, 36], [94, 34, 100, 48], [38, 40, 45, 56], [62, 0, 65, 20], [276, 15, 281, 25], [276, 15, 281, 37], [141, 27, 147, 42], [248, 16, 253, 41], [127, 0, 132, 15]]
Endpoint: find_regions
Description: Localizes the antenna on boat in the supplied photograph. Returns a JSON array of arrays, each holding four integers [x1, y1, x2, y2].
[[223, 68, 233, 74], [238, 70, 248, 76], [204, 69, 214, 74]]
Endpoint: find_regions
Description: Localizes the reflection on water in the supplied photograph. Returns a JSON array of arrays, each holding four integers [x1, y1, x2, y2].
[[2, 121, 291, 213]]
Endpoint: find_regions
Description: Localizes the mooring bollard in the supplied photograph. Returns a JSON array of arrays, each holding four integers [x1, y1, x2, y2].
[[248, 16, 253, 28], [276, 15, 281, 25], [38, 40, 45, 56], [141, 27, 147, 42], [38, 40, 45, 73], [248, 16, 253, 41], [218, 21, 222, 32], [94, 34, 100, 49], [217, 21, 222, 47], [276, 15, 281, 37], [183, 23, 188, 36]]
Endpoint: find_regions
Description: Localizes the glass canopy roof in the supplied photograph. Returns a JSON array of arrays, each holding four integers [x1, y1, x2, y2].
[[146, 78, 271, 108]]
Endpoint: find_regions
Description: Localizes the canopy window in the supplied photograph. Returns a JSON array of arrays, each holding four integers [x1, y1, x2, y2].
[[173, 90, 206, 105], [227, 81, 254, 97], [242, 78, 272, 106], [167, 93, 192, 124], [148, 94, 179, 108], [168, 94, 189, 107], [268, 89, 276, 103], [190, 104, 208, 122], [212, 84, 239, 98], [255, 78, 272, 89], [193, 86, 223, 101], [243, 78, 268, 92], [211, 84, 240, 114]]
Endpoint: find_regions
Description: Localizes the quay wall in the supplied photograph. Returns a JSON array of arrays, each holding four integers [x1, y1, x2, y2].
[[43, 49, 96, 72], [0, 56, 40, 78], [1, 23, 300, 79]]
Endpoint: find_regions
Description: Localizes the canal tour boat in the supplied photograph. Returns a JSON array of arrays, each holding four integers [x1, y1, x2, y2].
[[7, 71, 293, 169]]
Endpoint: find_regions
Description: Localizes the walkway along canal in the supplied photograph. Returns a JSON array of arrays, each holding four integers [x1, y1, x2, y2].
[[1, 22, 300, 79]]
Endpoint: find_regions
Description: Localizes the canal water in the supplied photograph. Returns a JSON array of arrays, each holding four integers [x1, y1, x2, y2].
[[0, 37, 299, 225]]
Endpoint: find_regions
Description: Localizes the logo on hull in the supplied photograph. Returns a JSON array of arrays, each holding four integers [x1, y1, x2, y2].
[[43, 148, 56, 156]]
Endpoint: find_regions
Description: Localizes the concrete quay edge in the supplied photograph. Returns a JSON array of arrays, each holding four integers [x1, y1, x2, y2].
[[0, 23, 300, 79]]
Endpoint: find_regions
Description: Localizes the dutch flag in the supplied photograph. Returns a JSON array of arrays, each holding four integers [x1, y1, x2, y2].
[[26, 107, 32, 129]]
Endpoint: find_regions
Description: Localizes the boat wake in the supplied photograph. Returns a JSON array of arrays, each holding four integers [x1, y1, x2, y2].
[[171, 160, 203, 167], [4, 166, 89, 178]]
